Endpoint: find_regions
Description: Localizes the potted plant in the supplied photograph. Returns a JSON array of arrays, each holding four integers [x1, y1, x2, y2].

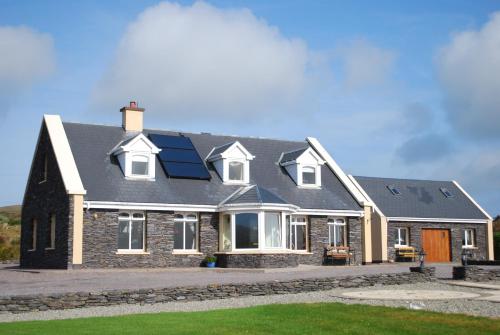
[[205, 255, 217, 268]]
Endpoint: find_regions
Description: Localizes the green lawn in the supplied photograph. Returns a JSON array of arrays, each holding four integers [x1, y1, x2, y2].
[[0, 303, 498, 335]]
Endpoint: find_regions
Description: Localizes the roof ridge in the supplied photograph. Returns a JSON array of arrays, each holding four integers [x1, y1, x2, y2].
[[354, 175, 453, 183]]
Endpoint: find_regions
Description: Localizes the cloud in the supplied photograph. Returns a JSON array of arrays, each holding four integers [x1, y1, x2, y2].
[[93, 1, 311, 120], [0, 26, 55, 96], [396, 133, 454, 164], [437, 12, 500, 138], [401, 102, 434, 134], [338, 39, 396, 90]]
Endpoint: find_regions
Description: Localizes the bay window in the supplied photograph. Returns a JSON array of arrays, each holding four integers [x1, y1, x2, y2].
[[118, 212, 145, 251], [174, 213, 198, 251], [265, 213, 282, 248], [328, 218, 346, 247], [235, 213, 259, 249]]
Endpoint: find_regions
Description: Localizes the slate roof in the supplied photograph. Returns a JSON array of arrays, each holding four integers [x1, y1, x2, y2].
[[206, 142, 236, 160], [222, 185, 289, 205], [279, 147, 308, 164], [354, 176, 488, 220], [63, 122, 362, 211]]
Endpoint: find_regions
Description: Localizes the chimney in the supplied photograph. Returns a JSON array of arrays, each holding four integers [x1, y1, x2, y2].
[[120, 101, 145, 132]]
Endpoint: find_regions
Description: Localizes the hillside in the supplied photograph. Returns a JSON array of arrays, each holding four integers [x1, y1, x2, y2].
[[0, 205, 21, 261]]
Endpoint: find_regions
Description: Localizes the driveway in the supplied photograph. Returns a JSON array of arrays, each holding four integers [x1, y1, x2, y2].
[[0, 262, 456, 297]]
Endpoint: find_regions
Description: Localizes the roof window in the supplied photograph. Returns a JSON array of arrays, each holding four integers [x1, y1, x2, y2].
[[440, 187, 453, 198], [387, 185, 401, 195]]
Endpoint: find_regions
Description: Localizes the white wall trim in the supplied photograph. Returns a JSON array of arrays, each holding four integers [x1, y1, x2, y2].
[[306, 137, 371, 207], [44, 115, 86, 195], [348, 175, 384, 216], [84, 201, 218, 212], [452, 180, 492, 220], [387, 217, 489, 224], [295, 209, 364, 217]]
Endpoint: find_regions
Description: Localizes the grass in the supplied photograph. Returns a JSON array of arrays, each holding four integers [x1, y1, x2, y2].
[[0, 303, 498, 335], [0, 205, 21, 261]]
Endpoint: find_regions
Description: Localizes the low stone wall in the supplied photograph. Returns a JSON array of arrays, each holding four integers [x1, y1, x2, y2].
[[453, 265, 500, 282], [0, 271, 432, 314], [217, 253, 299, 268], [409, 266, 436, 279]]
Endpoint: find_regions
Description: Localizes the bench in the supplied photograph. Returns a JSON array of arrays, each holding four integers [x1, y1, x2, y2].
[[324, 246, 352, 265], [396, 246, 418, 262]]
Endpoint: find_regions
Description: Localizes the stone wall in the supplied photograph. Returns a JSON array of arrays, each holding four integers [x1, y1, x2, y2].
[[453, 265, 500, 282], [0, 271, 433, 314], [217, 253, 299, 268], [81, 210, 218, 268], [388, 221, 488, 262], [20, 124, 71, 269]]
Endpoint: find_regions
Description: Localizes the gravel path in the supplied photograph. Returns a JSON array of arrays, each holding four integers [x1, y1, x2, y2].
[[1, 281, 498, 323]]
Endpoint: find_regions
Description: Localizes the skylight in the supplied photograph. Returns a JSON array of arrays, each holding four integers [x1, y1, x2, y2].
[[387, 185, 401, 195], [440, 187, 453, 198]]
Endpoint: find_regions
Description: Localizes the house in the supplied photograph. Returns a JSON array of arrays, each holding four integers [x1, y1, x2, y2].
[[351, 176, 494, 263], [20, 102, 374, 269]]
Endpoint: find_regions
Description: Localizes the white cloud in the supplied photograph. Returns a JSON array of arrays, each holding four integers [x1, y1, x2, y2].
[[338, 39, 396, 90], [0, 26, 55, 94], [93, 1, 310, 119], [437, 12, 500, 138]]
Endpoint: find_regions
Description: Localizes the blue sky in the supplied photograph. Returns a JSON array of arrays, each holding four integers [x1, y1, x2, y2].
[[1, 0, 499, 216]]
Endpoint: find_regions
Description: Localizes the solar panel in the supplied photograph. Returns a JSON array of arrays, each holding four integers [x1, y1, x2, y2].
[[149, 134, 211, 180]]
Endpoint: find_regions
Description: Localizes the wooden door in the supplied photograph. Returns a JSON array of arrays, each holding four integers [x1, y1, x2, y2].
[[421, 229, 451, 262]]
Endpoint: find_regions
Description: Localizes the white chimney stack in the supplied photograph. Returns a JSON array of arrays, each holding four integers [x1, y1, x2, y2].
[[120, 101, 144, 132]]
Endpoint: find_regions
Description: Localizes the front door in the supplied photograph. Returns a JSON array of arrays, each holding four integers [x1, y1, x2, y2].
[[421, 229, 451, 262]]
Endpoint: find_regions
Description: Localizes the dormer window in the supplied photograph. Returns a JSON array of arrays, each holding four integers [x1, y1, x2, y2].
[[280, 147, 325, 188], [206, 141, 254, 184], [228, 161, 244, 181], [131, 155, 149, 176], [111, 133, 161, 180]]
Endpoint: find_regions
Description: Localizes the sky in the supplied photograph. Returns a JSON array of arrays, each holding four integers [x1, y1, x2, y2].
[[0, 0, 499, 216]]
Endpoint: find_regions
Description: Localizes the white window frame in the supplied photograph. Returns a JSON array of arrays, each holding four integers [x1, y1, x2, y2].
[[227, 160, 245, 182], [173, 213, 199, 251], [264, 212, 282, 249], [28, 219, 37, 252], [288, 215, 308, 251], [45, 214, 56, 250], [301, 166, 317, 186], [130, 154, 150, 177], [40, 154, 48, 184], [394, 227, 409, 247], [117, 212, 146, 253], [328, 217, 347, 247], [463, 229, 476, 248]]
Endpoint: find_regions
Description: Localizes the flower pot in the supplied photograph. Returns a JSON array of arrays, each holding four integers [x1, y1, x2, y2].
[[207, 262, 216, 268]]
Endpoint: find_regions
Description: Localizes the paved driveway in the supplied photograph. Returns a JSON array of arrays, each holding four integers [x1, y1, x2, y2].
[[0, 263, 456, 297]]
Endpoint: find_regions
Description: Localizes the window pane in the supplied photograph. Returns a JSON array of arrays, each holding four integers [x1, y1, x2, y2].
[[235, 213, 258, 249], [335, 225, 345, 246], [119, 213, 129, 218], [400, 229, 407, 245], [118, 221, 129, 249], [132, 161, 149, 175], [296, 224, 306, 250], [222, 214, 232, 251], [329, 225, 335, 246], [132, 213, 144, 219], [302, 171, 316, 184], [265, 213, 281, 248], [46, 216, 52, 248], [185, 222, 196, 249], [186, 214, 197, 221], [131, 221, 144, 249], [228, 161, 244, 181], [174, 222, 184, 249], [286, 216, 290, 249], [174, 214, 184, 220]]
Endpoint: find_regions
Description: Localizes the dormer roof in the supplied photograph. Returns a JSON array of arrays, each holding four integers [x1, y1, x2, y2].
[[279, 147, 325, 166], [206, 141, 255, 162], [110, 133, 161, 155]]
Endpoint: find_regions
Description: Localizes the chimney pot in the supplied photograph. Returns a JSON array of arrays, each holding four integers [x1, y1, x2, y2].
[[130, 101, 137, 108]]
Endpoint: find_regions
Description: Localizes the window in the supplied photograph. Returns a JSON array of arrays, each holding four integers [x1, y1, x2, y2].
[[440, 187, 453, 198], [462, 229, 476, 248], [387, 185, 401, 195], [29, 219, 37, 251], [46, 215, 56, 250], [235, 213, 259, 249], [40, 154, 48, 183], [221, 214, 232, 251], [265, 212, 282, 248], [287, 216, 307, 250], [118, 212, 145, 251], [131, 155, 149, 176], [328, 218, 346, 247], [174, 213, 198, 250], [228, 161, 244, 181], [395, 227, 409, 247], [302, 166, 316, 185]]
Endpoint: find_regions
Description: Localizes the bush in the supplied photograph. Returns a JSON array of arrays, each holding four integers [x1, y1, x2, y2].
[[495, 232, 500, 260]]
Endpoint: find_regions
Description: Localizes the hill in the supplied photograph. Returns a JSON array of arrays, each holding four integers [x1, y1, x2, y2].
[[0, 205, 21, 261]]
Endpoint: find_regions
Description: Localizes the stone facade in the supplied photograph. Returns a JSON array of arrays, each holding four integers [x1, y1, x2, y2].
[[0, 271, 433, 314], [81, 210, 219, 268], [387, 221, 488, 262], [217, 253, 299, 268], [20, 124, 71, 269]]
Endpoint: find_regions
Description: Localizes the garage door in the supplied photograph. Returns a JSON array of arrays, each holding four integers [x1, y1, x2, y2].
[[421, 229, 451, 262]]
